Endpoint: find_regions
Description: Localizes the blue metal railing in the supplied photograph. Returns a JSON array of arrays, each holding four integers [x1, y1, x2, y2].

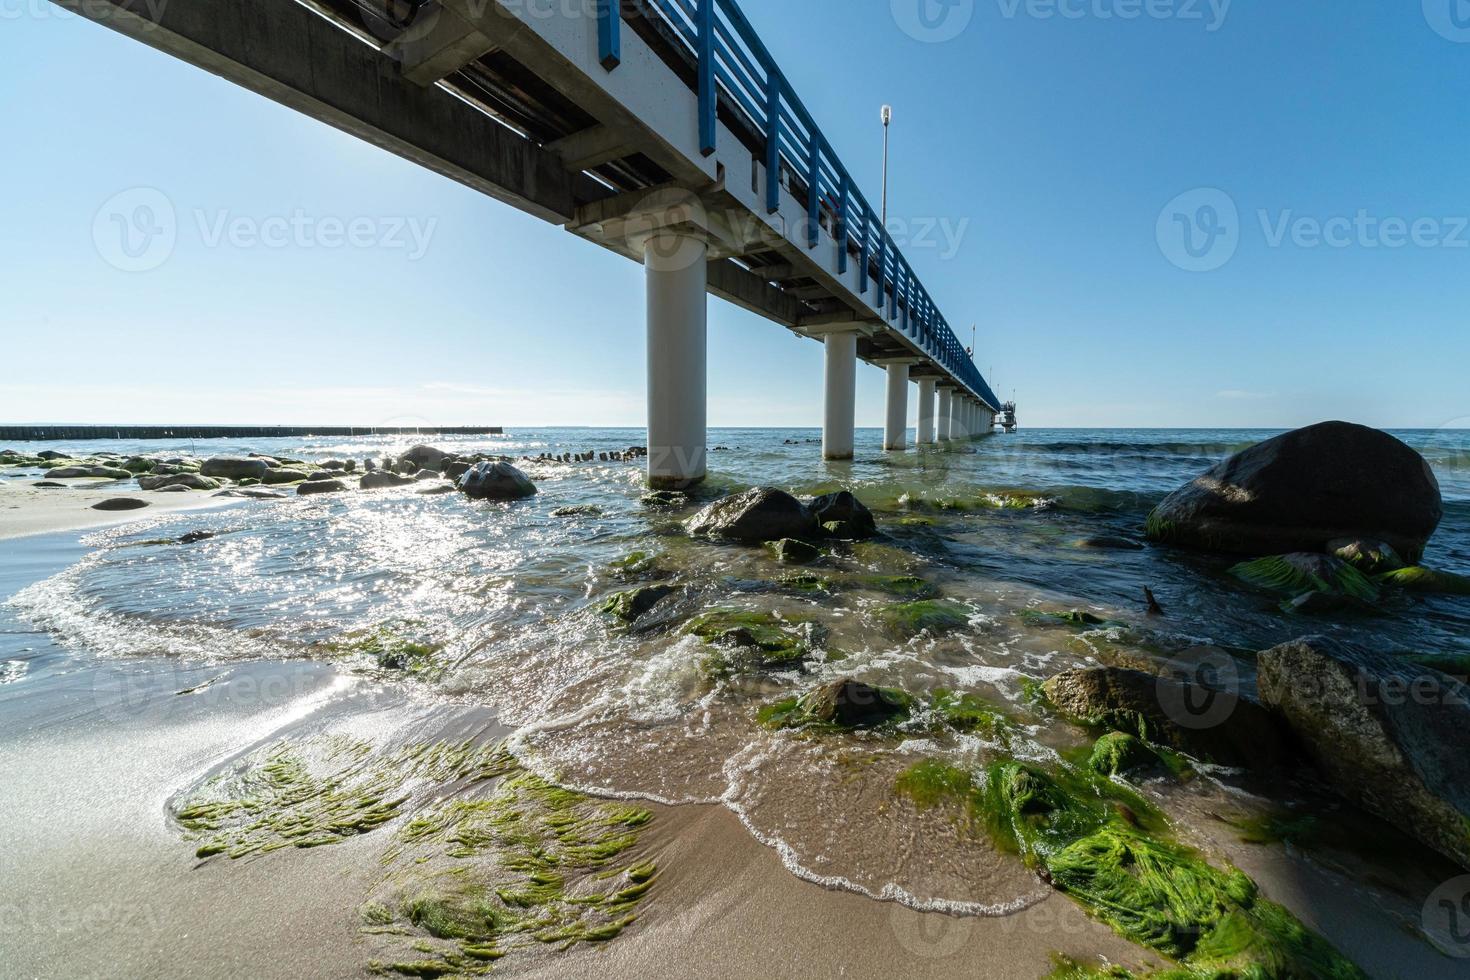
[[598, 0, 1000, 411]]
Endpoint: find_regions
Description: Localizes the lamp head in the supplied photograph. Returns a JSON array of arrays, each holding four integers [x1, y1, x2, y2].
[[881, 105, 893, 126]]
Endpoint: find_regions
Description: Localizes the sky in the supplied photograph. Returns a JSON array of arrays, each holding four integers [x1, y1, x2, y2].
[[2, 0, 1468, 430]]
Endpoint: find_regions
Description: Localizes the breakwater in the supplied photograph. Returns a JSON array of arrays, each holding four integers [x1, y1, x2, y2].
[[0, 425, 503, 442]]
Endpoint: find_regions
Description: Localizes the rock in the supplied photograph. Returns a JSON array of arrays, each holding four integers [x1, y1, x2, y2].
[[45, 466, 131, 480], [798, 678, 910, 728], [1328, 538, 1404, 575], [138, 473, 220, 491], [1088, 732, 1163, 777], [1378, 566, 1470, 596], [877, 599, 971, 638], [38, 450, 68, 460], [600, 584, 676, 623], [320, 460, 346, 471], [121, 456, 156, 474], [809, 491, 877, 539], [396, 460, 419, 476], [261, 468, 311, 485], [641, 490, 687, 508], [179, 530, 217, 544], [91, 498, 149, 511], [32, 481, 67, 489], [155, 485, 191, 493], [298, 479, 349, 496], [199, 457, 270, 481], [551, 505, 603, 517], [400, 445, 448, 473], [458, 461, 536, 501], [1042, 666, 1293, 770], [1146, 422, 1442, 562], [443, 460, 474, 481], [1257, 637, 1470, 869], [685, 488, 818, 544], [364, 459, 378, 472], [214, 488, 287, 499], [767, 538, 820, 564], [1078, 535, 1145, 551], [1229, 553, 1381, 603], [416, 484, 457, 496], [360, 471, 417, 491]]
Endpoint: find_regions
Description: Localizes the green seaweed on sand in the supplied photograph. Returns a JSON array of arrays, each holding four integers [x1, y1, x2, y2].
[[685, 608, 820, 676], [1229, 555, 1380, 603], [364, 768, 657, 975], [175, 738, 518, 860], [324, 624, 444, 678], [878, 599, 971, 638], [1087, 733, 1163, 778], [896, 760, 1365, 979], [1378, 566, 1470, 596]]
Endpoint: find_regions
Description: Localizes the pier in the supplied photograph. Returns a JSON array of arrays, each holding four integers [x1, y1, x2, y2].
[[58, 0, 1006, 487]]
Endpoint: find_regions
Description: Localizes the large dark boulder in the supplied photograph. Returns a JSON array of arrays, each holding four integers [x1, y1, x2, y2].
[[199, 457, 271, 481], [459, 461, 536, 501], [1257, 637, 1470, 870], [1042, 665, 1293, 769], [1145, 422, 1442, 562], [808, 491, 877, 539], [400, 445, 449, 473], [684, 488, 818, 544]]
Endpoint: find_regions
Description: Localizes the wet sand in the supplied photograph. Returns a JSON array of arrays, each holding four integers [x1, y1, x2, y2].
[[0, 477, 233, 541]]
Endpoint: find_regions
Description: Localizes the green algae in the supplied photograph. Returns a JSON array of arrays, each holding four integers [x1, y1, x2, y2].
[[365, 767, 657, 975], [1088, 733, 1163, 778], [929, 689, 1017, 742], [897, 759, 1364, 979], [175, 738, 518, 860], [685, 608, 818, 676], [325, 624, 444, 677], [599, 584, 675, 624], [607, 551, 660, 578], [756, 685, 913, 733], [878, 599, 971, 638], [853, 574, 940, 599], [550, 504, 603, 517], [1229, 555, 1380, 603], [1378, 566, 1470, 596], [779, 572, 832, 593]]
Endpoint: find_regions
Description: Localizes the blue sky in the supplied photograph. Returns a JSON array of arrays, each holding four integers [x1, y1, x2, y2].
[[3, 1, 1468, 429]]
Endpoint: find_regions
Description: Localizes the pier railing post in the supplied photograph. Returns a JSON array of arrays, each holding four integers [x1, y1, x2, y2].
[[644, 230, 708, 488], [916, 378, 937, 445]]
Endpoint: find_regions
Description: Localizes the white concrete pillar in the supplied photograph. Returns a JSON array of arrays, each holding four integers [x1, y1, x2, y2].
[[645, 231, 707, 489], [965, 399, 977, 441], [883, 362, 910, 451], [916, 378, 937, 445], [936, 387, 953, 443], [823, 331, 857, 461], [949, 391, 966, 443]]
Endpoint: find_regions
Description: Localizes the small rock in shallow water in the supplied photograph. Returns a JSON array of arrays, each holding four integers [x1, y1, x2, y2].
[[298, 479, 349, 496], [32, 481, 66, 489], [808, 491, 877, 539], [199, 457, 270, 480], [400, 445, 448, 472], [360, 471, 416, 491], [91, 498, 149, 511], [685, 487, 817, 544], [551, 504, 603, 517], [179, 530, 217, 544], [459, 461, 536, 501], [138, 473, 220, 491], [261, 468, 311, 485], [797, 678, 910, 728], [767, 538, 819, 564]]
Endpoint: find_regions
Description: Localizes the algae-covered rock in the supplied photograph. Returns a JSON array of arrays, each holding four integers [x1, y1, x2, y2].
[[298, 478, 349, 496], [1087, 732, 1161, 777], [1257, 636, 1470, 870], [808, 490, 877, 539], [550, 504, 603, 518], [685, 608, 817, 674], [1378, 565, 1470, 596], [600, 584, 675, 624], [1229, 553, 1380, 603], [138, 473, 220, 491], [1021, 609, 1124, 630], [766, 538, 819, 564], [878, 599, 970, 638], [855, 575, 939, 599], [200, 457, 270, 481], [121, 456, 156, 474], [1328, 538, 1404, 574], [91, 497, 149, 512], [761, 678, 911, 731], [1042, 666, 1292, 769], [46, 465, 131, 480], [261, 468, 311, 485], [640, 489, 687, 508], [1145, 421, 1441, 561], [459, 461, 536, 501], [684, 487, 817, 544]]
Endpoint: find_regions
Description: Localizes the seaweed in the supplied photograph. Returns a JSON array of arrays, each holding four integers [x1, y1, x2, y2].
[[1378, 566, 1470, 597], [877, 599, 971, 638], [1229, 555, 1380, 603], [685, 608, 819, 676], [325, 624, 444, 677]]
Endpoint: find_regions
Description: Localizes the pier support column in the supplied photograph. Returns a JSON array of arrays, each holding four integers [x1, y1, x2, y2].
[[936, 387, 953, 443], [916, 378, 937, 446], [949, 391, 966, 443], [822, 330, 858, 461], [881, 361, 914, 451], [644, 231, 708, 489]]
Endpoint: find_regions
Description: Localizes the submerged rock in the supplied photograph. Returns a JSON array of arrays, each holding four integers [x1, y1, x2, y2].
[[459, 461, 536, 501], [1257, 637, 1470, 870], [91, 497, 149, 511], [359, 471, 416, 491], [685, 609, 818, 675], [685, 487, 817, 544], [808, 491, 877, 539], [766, 538, 819, 564], [877, 599, 971, 638], [1229, 553, 1381, 603], [763, 678, 912, 730], [1145, 421, 1442, 562], [1042, 665, 1293, 769], [1378, 565, 1470, 596], [199, 457, 270, 481], [599, 584, 676, 624], [138, 473, 220, 491], [298, 479, 349, 496]]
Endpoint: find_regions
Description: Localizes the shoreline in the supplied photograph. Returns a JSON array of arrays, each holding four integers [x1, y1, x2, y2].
[[0, 478, 237, 542]]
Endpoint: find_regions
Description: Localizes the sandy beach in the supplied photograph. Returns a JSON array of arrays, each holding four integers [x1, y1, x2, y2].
[[0, 477, 234, 541]]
